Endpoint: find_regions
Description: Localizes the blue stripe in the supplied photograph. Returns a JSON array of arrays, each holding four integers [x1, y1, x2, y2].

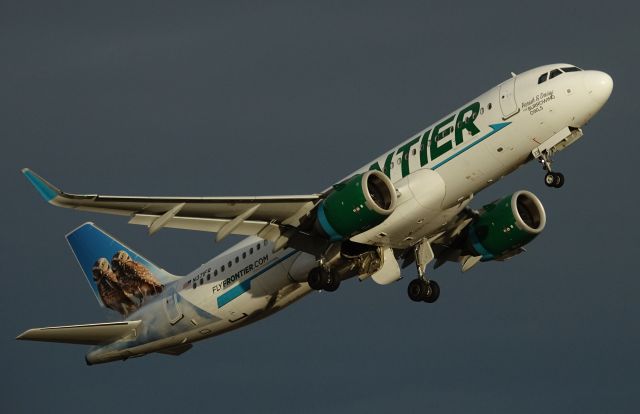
[[216, 250, 298, 308], [467, 224, 494, 261], [432, 122, 511, 170], [316, 202, 343, 241]]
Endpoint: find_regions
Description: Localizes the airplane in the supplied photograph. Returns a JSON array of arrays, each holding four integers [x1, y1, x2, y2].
[[17, 63, 613, 365]]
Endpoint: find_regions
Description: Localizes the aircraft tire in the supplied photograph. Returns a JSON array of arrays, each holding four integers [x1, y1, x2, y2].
[[544, 172, 556, 187], [307, 268, 324, 291], [324, 274, 341, 292], [423, 280, 440, 303], [553, 172, 565, 188], [408, 278, 428, 302]]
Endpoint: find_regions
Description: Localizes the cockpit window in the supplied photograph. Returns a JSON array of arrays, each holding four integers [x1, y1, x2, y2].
[[549, 69, 563, 79], [561, 66, 582, 72], [538, 73, 548, 84]]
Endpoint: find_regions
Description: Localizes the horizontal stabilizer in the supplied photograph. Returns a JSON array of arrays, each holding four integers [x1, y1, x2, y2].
[[16, 320, 141, 345]]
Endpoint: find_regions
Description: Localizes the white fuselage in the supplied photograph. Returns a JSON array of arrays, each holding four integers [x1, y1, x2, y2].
[[87, 64, 612, 364]]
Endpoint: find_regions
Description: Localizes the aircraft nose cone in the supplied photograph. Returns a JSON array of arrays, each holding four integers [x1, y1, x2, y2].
[[584, 70, 613, 106]]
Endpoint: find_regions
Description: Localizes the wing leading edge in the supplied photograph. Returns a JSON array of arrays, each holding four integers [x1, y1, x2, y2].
[[22, 169, 324, 251]]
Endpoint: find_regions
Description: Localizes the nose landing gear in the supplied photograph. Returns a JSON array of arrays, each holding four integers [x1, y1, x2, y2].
[[531, 126, 584, 189], [539, 152, 565, 188]]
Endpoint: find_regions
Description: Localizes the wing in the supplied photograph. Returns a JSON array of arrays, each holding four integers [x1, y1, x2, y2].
[[23, 169, 326, 253], [16, 321, 141, 345]]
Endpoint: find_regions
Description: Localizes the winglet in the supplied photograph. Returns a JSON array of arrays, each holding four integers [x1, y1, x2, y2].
[[21, 168, 61, 202]]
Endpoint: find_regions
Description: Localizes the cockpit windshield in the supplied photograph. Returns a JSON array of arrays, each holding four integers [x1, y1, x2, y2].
[[537, 66, 583, 84]]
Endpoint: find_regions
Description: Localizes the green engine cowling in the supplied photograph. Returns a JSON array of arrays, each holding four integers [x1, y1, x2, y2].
[[467, 190, 546, 260], [316, 170, 397, 241]]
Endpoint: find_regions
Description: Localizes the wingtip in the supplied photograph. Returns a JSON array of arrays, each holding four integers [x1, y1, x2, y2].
[[22, 168, 61, 203], [15, 330, 29, 340]]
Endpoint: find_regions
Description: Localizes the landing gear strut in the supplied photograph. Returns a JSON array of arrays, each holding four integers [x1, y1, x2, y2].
[[308, 267, 341, 292], [538, 152, 564, 188], [407, 241, 440, 303]]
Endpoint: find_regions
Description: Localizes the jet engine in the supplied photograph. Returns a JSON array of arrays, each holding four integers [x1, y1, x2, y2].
[[316, 170, 397, 240], [466, 190, 546, 260]]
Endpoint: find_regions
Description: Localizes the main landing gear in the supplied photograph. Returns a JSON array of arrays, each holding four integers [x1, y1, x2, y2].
[[408, 278, 440, 303], [307, 267, 341, 292], [538, 151, 564, 188], [407, 241, 440, 303]]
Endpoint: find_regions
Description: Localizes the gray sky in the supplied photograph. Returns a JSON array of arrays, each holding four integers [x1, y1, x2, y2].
[[2, 1, 639, 413]]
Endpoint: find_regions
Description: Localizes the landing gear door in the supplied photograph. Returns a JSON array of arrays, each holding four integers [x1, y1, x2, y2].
[[499, 76, 519, 119], [163, 287, 183, 325]]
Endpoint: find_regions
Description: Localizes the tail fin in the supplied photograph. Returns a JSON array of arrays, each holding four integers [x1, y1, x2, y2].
[[66, 223, 180, 315]]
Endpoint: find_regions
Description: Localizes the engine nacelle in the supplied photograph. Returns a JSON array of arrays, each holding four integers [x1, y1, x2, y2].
[[316, 170, 397, 241], [467, 190, 546, 260]]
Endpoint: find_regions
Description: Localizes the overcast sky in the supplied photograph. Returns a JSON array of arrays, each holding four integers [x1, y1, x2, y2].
[[2, 1, 639, 413]]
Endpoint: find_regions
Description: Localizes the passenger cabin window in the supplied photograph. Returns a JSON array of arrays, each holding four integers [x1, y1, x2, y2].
[[538, 73, 548, 84], [549, 69, 563, 79]]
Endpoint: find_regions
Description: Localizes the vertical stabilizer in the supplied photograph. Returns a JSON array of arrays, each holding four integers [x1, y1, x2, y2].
[[66, 223, 180, 315]]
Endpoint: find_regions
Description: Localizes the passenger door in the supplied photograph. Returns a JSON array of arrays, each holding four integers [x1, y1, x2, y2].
[[498, 76, 519, 119]]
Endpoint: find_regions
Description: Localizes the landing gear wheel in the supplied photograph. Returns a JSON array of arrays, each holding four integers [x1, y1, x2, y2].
[[324, 274, 341, 292], [553, 172, 565, 188], [307, 268, 340, 292], [423, 280, 440, 303], [408, 279, 428, 302], [307, 268, 324, 290], [545, 172, 565, 188], [544, 172, 556, 187]]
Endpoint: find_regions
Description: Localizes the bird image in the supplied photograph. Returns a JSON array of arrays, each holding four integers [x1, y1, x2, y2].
[[111, 251, 164, 302], [92, 258, 138, 315]]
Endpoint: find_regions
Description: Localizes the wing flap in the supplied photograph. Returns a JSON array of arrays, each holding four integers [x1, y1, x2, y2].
[[128, 214, 282, 239], [16, 321, 141, 345]]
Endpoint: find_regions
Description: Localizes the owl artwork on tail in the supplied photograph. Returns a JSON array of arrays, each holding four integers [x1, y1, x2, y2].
[[111, 251, 164, 303], [92, 258, 138, 315]]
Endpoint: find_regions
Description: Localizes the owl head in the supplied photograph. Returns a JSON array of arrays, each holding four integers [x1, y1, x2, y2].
[[92, 258, 110, 280], [113, 250, 130, 263]]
